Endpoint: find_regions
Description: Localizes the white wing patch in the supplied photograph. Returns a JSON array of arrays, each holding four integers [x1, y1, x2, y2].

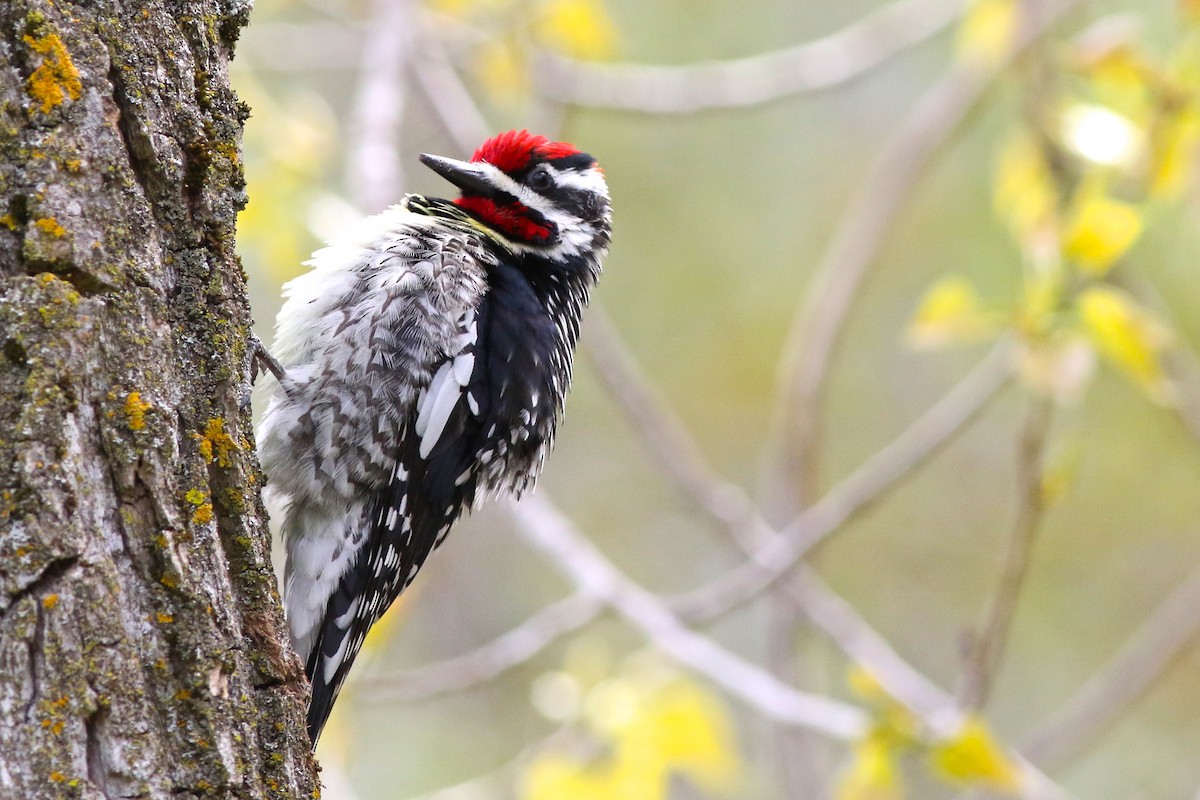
[[414, 310, 480, 459]]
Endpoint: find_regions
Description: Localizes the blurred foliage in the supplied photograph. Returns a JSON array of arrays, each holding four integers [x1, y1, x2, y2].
[[912, 4, 1200, 408], [428, 0, 617, 100], [522, 650, 739, 800], [837, 667, 1020, 799], [232, 0, 1200, 798]]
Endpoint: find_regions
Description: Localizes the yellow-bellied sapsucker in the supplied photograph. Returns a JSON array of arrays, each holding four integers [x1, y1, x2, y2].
[[254, 131, 611, 745]]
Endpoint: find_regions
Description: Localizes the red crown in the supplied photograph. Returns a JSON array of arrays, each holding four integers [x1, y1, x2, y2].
[[471, 130, 582, 172]]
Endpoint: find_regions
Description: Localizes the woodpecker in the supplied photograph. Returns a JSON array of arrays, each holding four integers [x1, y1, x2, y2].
[[254, 130, 611, 745]]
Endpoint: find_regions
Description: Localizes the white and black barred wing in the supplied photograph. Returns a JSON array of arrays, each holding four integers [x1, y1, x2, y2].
[[303, 304, 485, 741]]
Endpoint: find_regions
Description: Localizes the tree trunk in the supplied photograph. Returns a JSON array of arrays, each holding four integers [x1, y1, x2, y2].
[[0, 1, 319, 798]]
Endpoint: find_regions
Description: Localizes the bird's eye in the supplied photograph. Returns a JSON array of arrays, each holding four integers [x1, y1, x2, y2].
[[528, 168, 554, 191]]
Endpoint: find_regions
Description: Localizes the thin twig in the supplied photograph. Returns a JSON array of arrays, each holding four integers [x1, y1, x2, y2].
[[510, 493, 1073, 799], [1119, 276, 1200, 446], [347, 0, 414, 211], [1022, 566, 1200, 769], [360, 332, 1011, 704], [583, 308, 763, 540], [354, 592, 604, 703], [669, 342, 1017, 622], [531, 0, 968, 113], [959, 397, 1054, 711], [509, 493, 869, 740], [409, 18, 492, 155], [792, 566, 953, 719], [767, 0, 1085, 517]]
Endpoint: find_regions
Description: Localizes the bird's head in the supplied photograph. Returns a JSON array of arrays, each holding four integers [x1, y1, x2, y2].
[[419, 130, 611, 263]]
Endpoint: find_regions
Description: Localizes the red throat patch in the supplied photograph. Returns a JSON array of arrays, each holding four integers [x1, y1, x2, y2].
[[456, 196, 553, 243], [472, 130, 582, 172]]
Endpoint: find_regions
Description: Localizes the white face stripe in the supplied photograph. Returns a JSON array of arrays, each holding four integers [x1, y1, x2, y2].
[[549, 166, 608, 195], [473, 162, 609, 260]]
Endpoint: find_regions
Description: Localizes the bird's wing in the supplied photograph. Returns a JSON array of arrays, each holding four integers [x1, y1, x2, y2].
[[303, 275, 488, 746]]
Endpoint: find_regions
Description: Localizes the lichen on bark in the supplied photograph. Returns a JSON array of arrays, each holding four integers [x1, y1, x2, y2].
[[0, 2, 318, 798]]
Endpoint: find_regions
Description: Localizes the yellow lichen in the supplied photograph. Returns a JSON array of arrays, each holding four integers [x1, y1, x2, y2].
[[0, 214, 16, 230], [42, 594, 59, 609], [185, 488, 207, 505], [192, 503, 213, 525], [34, 217, 65, 237], [124, 392, 151, 431], [196, 417, 238, 467], [23, 32, 82, 114]]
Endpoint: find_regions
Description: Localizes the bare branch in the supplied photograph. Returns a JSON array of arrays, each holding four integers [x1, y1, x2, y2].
[[583, 307, 763, 540], [670, 342, 1016, 622], [409, 17, 492, 156], [791, 566, 953, 719], [531, 0, 968, 113], [347, 0, 414, 211], [509, 493, 869, 740], [959, 398, 1055, 710], [1022, 566, 1200, 769], [768, 0, 1085, 515], [354, 593, 603, 703], [364, 321, 1010, 705]]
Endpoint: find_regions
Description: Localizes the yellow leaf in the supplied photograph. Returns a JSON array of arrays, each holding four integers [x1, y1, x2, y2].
[[1150, 107, 1200, 198], [536, 0, 618, 61], [606, 676, 738, 794], [532, 663, 740, 800], [522, 753, 612, 800], [1062, 186, 1144, 275], [956, 0, 1018, 65], [837, 738, 904, 800], [1078, 286, 1175, 404], [993, 133, 1059, 248], [928, 717, 1021, 792], [908, 275, 1000, 349]]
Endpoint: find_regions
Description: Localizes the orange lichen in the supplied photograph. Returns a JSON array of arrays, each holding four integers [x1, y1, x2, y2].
[[23, 32, 82, 113], [34, 217, 65, 237], [196, 417, 239, 467], [124, 392, 151, 431], [42, 594, 59, 609], [192, 503, 214, 524]]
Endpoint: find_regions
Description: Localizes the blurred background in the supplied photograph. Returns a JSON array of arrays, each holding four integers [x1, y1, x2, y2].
[[234, 0, 1200, 797]]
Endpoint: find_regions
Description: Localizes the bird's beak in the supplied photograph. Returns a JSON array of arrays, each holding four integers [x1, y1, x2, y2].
[[419, 153, 497, 197]]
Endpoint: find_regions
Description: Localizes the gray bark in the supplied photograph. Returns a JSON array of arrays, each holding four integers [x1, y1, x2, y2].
[[0, 1, 319, 798]]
